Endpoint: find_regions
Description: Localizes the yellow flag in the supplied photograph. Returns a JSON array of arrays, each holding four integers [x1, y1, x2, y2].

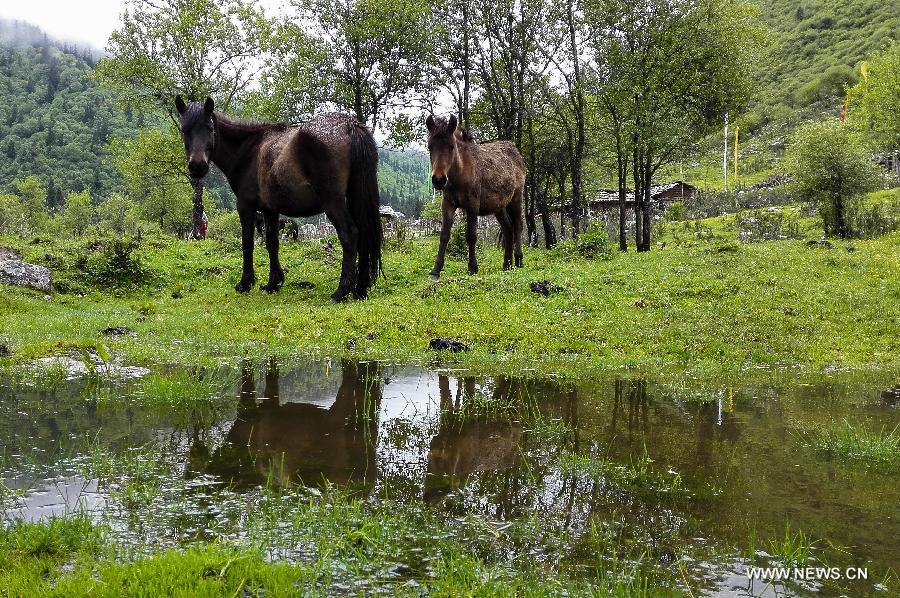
[[861, 62, 868, 82]]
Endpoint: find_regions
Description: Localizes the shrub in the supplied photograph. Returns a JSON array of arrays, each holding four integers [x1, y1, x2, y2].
[[86, 239, 149, 290], [447, 219, 469, 260], [574, 223, 614, 260], [207, 210, 242, 242], [735, 208, 801, 243]]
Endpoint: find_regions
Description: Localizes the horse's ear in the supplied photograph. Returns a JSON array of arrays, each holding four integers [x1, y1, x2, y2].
[[425, 114, 435, 131], [448, 114, 458, 134], [175, 95, 186, 115], [204, 97, 215, 115]]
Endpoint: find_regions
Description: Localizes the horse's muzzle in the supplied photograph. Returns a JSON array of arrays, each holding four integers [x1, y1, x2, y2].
[[188, 159, 209, 178], [431, 175, 447, 190]]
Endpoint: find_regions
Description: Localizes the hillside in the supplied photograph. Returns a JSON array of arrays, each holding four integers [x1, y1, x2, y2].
[[674, 0, 899, 189], [756, 0, 899, 109], [377, 148, 431, 217], [0, 22, 135, 206]]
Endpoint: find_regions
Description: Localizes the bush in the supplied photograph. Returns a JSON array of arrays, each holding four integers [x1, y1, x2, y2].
[[735, 208, 801, 243], [86, 239, 149, 290], [207, 210, 242, 243], [575, 224, 614, 260], [447, 219, 469, 260]]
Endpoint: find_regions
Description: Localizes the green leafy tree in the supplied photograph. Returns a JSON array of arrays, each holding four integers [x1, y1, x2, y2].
[[15, 176, 50, 235], [587, 0, 764, 251], [96, 193, 139, 236], [849, 41, 900, 158], [109, 128, 194, 236], [297, 0, 433, 139], [94, 0, 270, 238], [0, 194, 27, 236], [787, 118, 879, 238], [58, 190, 95, 238]]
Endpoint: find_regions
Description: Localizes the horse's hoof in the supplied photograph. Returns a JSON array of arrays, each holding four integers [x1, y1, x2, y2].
[[429, 272, 440, 281], [235, 281, 254, 293], [330, 291, 349, 303], [468, 268, 478, 276], [261, 284, 281, 294]]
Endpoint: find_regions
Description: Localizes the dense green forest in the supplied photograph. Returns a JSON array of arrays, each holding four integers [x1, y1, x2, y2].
[[377, 148, 430, 217], [0, 21, 134, 207]]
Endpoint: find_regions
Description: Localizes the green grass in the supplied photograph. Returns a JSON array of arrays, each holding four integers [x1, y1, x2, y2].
[[797, 419, 900, 469], [0, 487, 657, 596], [1, 215, 897, 380]]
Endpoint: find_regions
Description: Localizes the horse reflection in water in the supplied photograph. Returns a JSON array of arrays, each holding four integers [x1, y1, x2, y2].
[[200, 359, 382, 489], [423, 375, 524, 503]]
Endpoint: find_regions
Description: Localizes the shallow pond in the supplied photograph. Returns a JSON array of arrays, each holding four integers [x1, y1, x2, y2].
[[2, 360, 898, 595]]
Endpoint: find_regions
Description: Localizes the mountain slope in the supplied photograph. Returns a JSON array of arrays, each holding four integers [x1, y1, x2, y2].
[[0, 22, 135, 206]]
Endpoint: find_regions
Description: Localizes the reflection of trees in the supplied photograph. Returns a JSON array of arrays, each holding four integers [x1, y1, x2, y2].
[[196, 359, 382, 489]]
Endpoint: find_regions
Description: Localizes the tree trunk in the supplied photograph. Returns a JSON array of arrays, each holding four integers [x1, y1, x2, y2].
[[191, 177, 204, 240], [565, 0, 586, 239], [641, 180, 652, 250], [632, 142, 643, 251]]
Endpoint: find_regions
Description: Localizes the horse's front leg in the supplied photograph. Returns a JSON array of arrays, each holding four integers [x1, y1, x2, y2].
[[429, 199, 456, 280], [235, 208, 257, 293], [465, 208, 479, 275], [324, 201, 358, 302], [261, 211, 285, 293]]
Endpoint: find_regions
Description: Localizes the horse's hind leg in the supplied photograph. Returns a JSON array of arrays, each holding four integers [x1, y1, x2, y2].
[[495, 210, 514, 270], [506, 191, 524, 268], [324, 200, 358, 302], [261, 211, 285, 293], [236, 208, 257, 293]]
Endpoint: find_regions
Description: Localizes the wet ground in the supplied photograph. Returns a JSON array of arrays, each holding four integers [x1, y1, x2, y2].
[[2, 359, 898, 595]]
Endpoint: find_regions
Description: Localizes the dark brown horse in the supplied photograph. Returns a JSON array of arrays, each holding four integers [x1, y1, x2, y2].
[[425, 114, 526, 279], [175, 96, 382, 300]]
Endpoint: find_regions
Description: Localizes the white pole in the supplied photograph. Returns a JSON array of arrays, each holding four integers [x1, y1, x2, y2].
[[723, 112, 729, 191]]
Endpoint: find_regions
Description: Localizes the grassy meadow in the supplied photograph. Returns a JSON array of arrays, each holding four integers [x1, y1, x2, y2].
[[1, 206, 898, 379]]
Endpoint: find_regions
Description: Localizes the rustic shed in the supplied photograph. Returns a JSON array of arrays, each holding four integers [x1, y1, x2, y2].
[[589, 181, 697, 215]]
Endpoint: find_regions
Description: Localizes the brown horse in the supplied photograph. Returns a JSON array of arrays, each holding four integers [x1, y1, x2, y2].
[[175, 96, 382, 301], [425, 114, 526, 279]]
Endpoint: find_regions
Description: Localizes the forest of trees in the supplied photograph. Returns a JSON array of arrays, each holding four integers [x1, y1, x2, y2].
[[0, 0, 896, 246]]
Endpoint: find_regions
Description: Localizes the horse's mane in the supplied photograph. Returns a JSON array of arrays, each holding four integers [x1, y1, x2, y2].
[[458, 127, 476, 143], [214, 112, 288, 134], [180, 103, 287, 134]]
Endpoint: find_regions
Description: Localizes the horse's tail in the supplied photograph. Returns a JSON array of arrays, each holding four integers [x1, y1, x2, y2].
[[347, 119, 383, 296]]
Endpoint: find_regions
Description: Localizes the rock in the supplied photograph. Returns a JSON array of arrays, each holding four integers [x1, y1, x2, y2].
[[429, 338, 470, 352], [291, 281, 316, 289], [0, 260, 51, 292], [0, 247, 22, 261], [529, 280, 563, 296], [101, 326, 137, 338], [171, 291, 183, 299]]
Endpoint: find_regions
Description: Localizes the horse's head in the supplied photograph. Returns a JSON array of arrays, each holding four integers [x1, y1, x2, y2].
[[425, 114, 459, 191], [175, 95, 216, 179]]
